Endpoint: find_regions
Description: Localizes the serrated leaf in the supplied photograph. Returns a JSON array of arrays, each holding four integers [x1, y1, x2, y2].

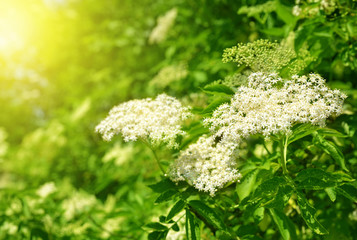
[[295, 168, 338, 190], [188, 200, 226, 231], [295, 168, 336, 182], [186, 209, 200, 240], [148, 178, 176, 193], [288, 124, 318, 144], [146, 222, 169, 231], [264, 185, 293, 209], [296, 191, 328, 235], [200, 96, 231, 115], [314, 134, 348, 171], [336, 183, 357, 202], [269, 209, 297, 240], [166, 200, 186, 222], [325, 187, 336, 202], [203, 84, 235, 95], [253, 177, 287, 199], [155, 189, 177, 204]]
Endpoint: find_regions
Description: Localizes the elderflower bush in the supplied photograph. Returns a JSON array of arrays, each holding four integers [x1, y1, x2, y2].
[[95, 38, 356, 240]]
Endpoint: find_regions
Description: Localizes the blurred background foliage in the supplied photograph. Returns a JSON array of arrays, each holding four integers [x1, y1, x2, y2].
[[0, 0, 356, 239]]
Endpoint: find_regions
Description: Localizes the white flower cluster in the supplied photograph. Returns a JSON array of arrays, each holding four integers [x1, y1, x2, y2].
[[169, 136, 241, 196], [292, 0, 337, 17], [96, 94, 191, 148], [204, 72, 346, 143], [36, 182, 57, 198], [149, 8, 178, 44], [150, 63, 188, 89]]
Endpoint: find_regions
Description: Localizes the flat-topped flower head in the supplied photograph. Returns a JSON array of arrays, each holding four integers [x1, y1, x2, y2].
[[169, 135, 241, 196], [204, 72, 346, 143], [96, 94, 192, 148]]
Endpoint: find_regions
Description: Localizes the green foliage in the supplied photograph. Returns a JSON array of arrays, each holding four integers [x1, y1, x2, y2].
[[0, 0, 356, 240]]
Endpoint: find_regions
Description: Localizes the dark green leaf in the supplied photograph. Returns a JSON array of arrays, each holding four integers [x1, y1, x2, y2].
[[186, 208, 200, 240], [172, 223, 180, 232], [336, 183, 357, 202], [148, 178, 176, 193], [296, 191, 328, 235], [145, 222, 169, 231], [269, 209, 297, 240], [253, 177, 287, 199], [264, 185, 293, 209], [295, 168, 338, 190], [188, 200, 226, 230], [155, 189, 177, 204], [148, 230, 169, 240], [203, 84, 235, 95], [166, 200, 186, 221]]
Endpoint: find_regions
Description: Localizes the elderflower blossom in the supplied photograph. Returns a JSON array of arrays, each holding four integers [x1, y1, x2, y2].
[[62, 192, 97, 220], [36, 182, 57, 198], [149, 8, 178, 44], [96, 94, 191, 148], [169, 136, 241, 196], [204, 72, 346, 143], [150, 63, 188, 89]]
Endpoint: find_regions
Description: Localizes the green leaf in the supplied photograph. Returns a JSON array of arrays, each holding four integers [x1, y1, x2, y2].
[[148, 178, 176, 193], [316, 128, 347, 138], [253, 207, 265, 223], [269, 209, 297, 240], [155, 189, 178, 204], [148, 230, 169, 240], [296, 191, 328, 235], [236, 169, 260, 201], [203, 84, 235, 95], [145, 222, 169, 231], [295, 168, 338, 190], [325, 187, 336, 202], [264, 185, 293, 209], [295, 168, 336, 182], [200, 96, 231, 115], [336, 183, 357, 202], [188, 200, 226, 231], [186, 209, 200, 240], [253, 177, 287, 199], [166, 200, 186, 221], [314, 134, 348, 171], [172, 223, 180, 232], [288, 124, 318, 144], [275, 2, 297, 28]]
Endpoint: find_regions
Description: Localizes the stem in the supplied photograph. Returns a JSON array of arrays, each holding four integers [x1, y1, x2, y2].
[[279, 136, 289, 175], [142, 140, 166, 174], [263, 140, 271, 155]]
